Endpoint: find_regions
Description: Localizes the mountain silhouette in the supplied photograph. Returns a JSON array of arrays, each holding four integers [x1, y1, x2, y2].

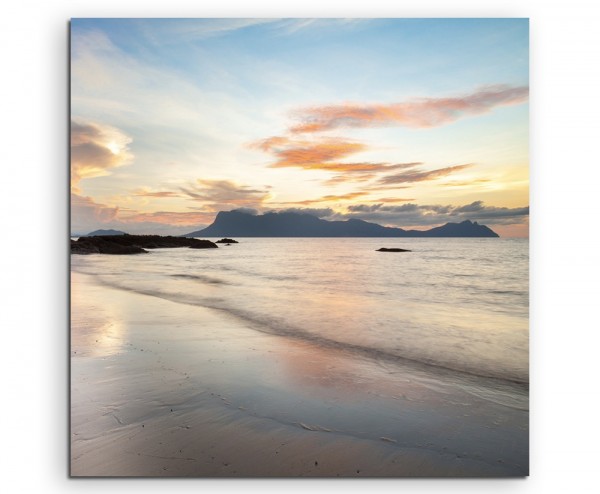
[[183, 210, 499, 237], [84, 229, 128, 236]]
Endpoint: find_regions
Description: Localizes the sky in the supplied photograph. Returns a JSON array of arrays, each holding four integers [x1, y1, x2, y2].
[[71, 18, 529, 237]]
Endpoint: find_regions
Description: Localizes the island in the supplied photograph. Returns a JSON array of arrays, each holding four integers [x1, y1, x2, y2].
[[182, 210, 499, 238]]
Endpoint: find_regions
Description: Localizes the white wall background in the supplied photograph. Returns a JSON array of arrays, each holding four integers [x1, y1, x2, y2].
[[1, 1, 599, 492]]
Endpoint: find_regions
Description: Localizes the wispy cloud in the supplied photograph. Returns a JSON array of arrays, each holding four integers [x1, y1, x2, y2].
[[290, 85, 529, 133], [133, 188, 184, 198], [273, 191, 370, 206], [440, 178, 492, 187], [371, 197, 416, 203], [271, 18, 369, 36], [252, 86, 521, 189], [178, 179, 272, 211], [137, 18, 279, 44], [377, 164, 473, 184], [253, 135, 420, 174]]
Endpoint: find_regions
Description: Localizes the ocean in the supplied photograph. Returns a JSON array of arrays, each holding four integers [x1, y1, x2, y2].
[[70, 237, 529, 476], [71, 237, 528, 382]]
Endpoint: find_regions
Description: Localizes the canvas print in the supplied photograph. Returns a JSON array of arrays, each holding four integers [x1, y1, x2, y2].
[[70, 18, 529, 477]]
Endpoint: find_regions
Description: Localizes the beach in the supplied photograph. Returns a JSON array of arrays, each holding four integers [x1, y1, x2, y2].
[[71, 252, 528, 477]]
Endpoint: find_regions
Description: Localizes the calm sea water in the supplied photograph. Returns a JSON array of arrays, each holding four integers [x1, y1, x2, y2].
[[71, 237, 528, 384]]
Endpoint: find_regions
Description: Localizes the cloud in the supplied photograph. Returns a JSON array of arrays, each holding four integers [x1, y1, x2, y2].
[[255, 136, 366, 170], [253, 135, 472, 188], [179, 179, 271, 211], [322, 174, 380, 186], [132, 188, 183, 198], [290, 85, 529, 133], [452, 201, 530, 219], [71, 192, 213, 233], [342, 201, 529, 227], [275, 191, 370, 206], [273, 18, 366, 36], [253, 135, 420, 175], [276, 207, 336, 218], [137, 18, 278, 43], [370, 197, 416, 203], [73, 175, 272, 233], [440, 178, 492, 187], [136, 18, 361, 45], [117, 210, 215, 227], [231, 207, 259, 215], [71, 193, 119, 233], [71, 120, 133, 191], [251, 87, 523, 189], [377, 164, 473, 184]]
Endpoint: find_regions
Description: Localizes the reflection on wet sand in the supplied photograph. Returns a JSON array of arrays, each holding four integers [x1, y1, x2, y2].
[[71, 271, 528, 477], [71, 273, 126, 358]]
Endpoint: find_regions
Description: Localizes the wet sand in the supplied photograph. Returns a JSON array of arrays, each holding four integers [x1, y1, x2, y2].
[[70, 271, 528, 477]]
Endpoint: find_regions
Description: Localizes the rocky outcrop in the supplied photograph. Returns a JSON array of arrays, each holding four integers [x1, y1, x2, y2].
[[71, 235, 218, 255], [216, 238, 238, 244]]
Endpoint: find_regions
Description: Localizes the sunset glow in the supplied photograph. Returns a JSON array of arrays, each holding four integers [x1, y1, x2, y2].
[[71, 18, 529, 236]]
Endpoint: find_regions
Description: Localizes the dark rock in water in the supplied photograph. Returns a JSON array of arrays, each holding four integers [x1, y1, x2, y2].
[[216, 238, 238, 243], [376, 248, 411, 252], [71, 234, 218, 255], [188, 240, 219, 249], [71, 237, 147, 255]]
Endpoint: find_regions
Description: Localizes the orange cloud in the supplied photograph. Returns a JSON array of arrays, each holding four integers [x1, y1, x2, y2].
[[440, 178, 491, 187], [253, 135, 418, 174], [275, 191, 370, 206], [378, 164, 473, 184], [255, 136, 365, 169], [274, 191, 416, 207], [371, 197, 416, 203], [290, 85, 529, 133], [71, 120, 134, 192], [133, 188, 183, 198], [323, 173, 378, 186]]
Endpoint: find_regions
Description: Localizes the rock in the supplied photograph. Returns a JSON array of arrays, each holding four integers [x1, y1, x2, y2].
[[376, 248, 411, 252], [71, 235, 218, 255], [216, 238, 238, 244], [71, 237, 147, 255]]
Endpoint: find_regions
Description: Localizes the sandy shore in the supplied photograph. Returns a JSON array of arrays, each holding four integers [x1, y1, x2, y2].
[[71, 271, 528, 477]]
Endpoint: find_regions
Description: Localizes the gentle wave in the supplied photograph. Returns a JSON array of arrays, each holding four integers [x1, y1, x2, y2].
[[171, 273, 230, 285], [82, 268, 528, 389]]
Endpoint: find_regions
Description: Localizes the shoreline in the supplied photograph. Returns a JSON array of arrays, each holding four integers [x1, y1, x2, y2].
[[71, 271, 528, 477]]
